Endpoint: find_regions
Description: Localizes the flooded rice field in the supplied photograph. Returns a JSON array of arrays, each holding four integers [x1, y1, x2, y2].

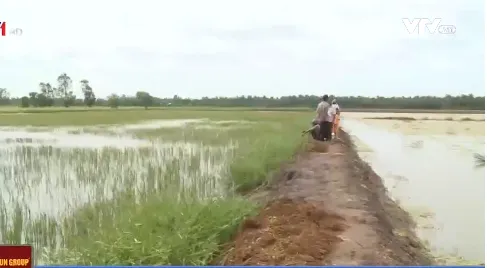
[[341, 112, 485, 263], [1, 111, 484, 264], [344, 112, 485, 137], [0, 119, 241, 254]]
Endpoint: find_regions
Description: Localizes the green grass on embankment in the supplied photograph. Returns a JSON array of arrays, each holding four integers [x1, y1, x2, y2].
[[0, 108, 310, 265]]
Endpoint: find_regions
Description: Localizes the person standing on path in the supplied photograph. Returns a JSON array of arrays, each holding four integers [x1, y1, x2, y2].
[[331, 99, 341, 139], [315, 95, 333, 141]]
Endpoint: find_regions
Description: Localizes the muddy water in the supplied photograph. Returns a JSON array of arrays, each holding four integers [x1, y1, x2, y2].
[[341, 118, 485, 262]]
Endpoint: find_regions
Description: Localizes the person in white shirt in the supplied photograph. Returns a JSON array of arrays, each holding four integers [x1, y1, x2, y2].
[[330, 99, 340, 138], [315, 95, 333, 141], [331, 99, 339, 113]]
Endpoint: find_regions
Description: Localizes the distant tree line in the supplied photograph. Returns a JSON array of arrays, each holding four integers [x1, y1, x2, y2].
[[0, 73, 484, 110], [169, 94, 485, 110], [0, 73, 155, 109]]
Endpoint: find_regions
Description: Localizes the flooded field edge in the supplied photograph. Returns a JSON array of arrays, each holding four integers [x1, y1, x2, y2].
[[0, 117, 307, 265], [341, 116, 484, 262], [1, 117, 482, 265], [222, 129, 434, 265]]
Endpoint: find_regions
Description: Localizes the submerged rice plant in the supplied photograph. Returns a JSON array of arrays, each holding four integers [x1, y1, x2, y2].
[[0, 132, 247, 264], [0, 114, 308, 265]]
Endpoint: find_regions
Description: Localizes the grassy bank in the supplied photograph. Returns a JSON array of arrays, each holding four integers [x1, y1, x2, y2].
[[0, 109, 309, 265]]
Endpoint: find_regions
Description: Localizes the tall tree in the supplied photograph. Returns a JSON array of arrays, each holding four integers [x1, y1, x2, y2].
[[57, 73, 75, 107], [0, 88, 9, 98], [45, 83, 55, 99], [0, 88, 10, 105], [136, 91, 153, 109], [38, 82, 54, 107], [80, 79, 96, 107], [20, 96, 30, 108], [28, 92, 38, 107], [107, 94, 120, 108]]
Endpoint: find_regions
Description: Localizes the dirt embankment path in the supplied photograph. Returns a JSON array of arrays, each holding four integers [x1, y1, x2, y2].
[[222, 130, 433, 265]]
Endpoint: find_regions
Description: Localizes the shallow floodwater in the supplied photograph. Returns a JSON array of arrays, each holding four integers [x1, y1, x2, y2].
[[0, 119, 235, 248], [341, 118, 485, 262]]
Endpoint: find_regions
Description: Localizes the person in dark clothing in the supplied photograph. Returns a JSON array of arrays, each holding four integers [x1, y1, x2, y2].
[[315, 95, 332, 141], [321, 120, 333, 141]]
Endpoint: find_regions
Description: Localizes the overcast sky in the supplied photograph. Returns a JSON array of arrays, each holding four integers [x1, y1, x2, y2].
[[0, 0, 484, 98]]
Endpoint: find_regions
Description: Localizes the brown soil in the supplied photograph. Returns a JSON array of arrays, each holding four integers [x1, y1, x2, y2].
[[222, 130, 433, 265]]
